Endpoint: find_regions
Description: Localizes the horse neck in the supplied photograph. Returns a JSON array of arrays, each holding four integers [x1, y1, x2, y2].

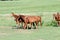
[[12, 14, 18, 19]]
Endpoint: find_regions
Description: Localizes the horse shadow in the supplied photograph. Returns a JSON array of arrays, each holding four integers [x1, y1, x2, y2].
[[12, 26, 23, 29], [12, 26, 36, 29]]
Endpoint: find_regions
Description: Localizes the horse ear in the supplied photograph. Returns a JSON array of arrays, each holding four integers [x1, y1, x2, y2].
[[12, 12, 15, 16], [11, 12, 15, 17], [57, 12, 59, 15], [12, 12, 14, 14]]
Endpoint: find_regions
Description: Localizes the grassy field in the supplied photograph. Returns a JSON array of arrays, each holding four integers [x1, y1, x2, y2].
[[0, 0, 60, 40], [0, 26, 60, 40], [0, 0, 60, 14]]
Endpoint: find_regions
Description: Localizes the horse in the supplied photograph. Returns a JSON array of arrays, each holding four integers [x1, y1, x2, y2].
[[53, 12, 60, 26], [12, 12, 35, 29], [12, 12, 23, 28], [26, 16, 42, 28], [17, 15, 42, 29]]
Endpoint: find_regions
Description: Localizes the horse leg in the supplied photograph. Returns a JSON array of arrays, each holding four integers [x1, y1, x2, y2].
[[21, 22, 23, 28], [59, 21, 60, 26], [30, 23, 33, 29], [16, 21, 20, 29], [27, 22, 32, 29], [23, 23, 27, 29], [35, 22, 38, 29], [57, 21, 60, 26], [32, 22, 35, 26], [31, 22, 35, 29]]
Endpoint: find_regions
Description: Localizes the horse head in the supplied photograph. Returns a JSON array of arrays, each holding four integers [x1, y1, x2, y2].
[[53, 13, 60, 21], [12, 12, 19, 19]]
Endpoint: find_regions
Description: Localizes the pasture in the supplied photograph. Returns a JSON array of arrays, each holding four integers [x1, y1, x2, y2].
[[0, 0, 60, 40]]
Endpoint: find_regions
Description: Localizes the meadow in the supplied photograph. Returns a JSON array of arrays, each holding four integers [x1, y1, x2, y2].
[[0, 0, 60, 40]]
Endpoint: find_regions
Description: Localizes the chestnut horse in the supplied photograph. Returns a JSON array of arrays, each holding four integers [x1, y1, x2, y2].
[[12, 12, 35, 28], [17, 15, 42, 29], [53, 12, 60, 26], [12, 12, 23, 28], [26, 16, 42, 28]]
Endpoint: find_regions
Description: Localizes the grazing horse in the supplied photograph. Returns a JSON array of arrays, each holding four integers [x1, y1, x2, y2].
[[17, 15, 42, 29], [53, 12, 60, 26]]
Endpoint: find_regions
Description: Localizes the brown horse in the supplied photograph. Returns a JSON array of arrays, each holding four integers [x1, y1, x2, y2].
[[12, 12, 23, 28], [17, 15, 42, 29], [26, 16, 42, 28], [12, 12, 35, 28], [53, 12, 60, 26]]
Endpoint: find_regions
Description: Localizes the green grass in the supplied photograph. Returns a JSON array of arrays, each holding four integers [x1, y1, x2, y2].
[[0, 27, 60, 40], [0, 16, 15, 26], [0, 0, 60, 14]]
